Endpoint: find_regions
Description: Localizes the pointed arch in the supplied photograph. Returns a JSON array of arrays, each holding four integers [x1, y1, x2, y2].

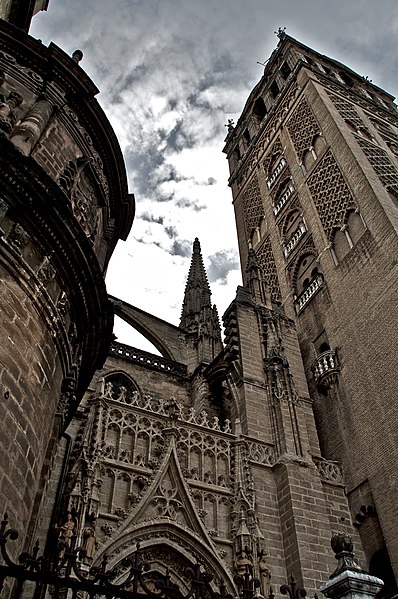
[[93, 438, 237, 594], [94, 520, 236, 595], [104, 370, 141, 404], [291, 250, 322, 295]]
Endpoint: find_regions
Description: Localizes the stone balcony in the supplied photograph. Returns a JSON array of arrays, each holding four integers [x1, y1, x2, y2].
[[283, 221, 306, 256], [294, 273, 324, 313], [266, 157, 286, 188], [311, 349, 339, 391], [273, 180, 295, 216]]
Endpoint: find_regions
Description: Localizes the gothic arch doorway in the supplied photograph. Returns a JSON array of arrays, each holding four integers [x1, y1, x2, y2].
[[93, 522, 236, 597]]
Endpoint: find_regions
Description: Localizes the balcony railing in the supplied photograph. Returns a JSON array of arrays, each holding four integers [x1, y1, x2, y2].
[[273, 181, 295, 216], [311, 349, 339, 391], [294, 273, 324, 313], [109, 342, 187, 378], [266, 157, 286, 188], [283, 221, 306, 257]]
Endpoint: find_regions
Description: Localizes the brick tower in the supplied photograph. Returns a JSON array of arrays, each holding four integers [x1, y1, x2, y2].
[[223, 30, 398, 593]]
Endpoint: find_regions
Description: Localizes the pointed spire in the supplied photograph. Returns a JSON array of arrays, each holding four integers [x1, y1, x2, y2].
[[180, 238, 222, 366], [180, 238, 212, 331]]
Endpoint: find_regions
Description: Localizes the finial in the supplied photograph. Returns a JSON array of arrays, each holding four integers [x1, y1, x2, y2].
[[72, 50, 83, 64], [225, 119, 235, 132], [274, 27, 286, 39], [330, 532, 363, 577]]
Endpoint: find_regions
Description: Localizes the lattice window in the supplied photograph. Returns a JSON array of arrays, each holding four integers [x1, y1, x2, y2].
[[307, 149, 356, 239], [369, 116, 398, 158], [369, 116, 396, 139], [287, 98, 320, 158], [355, 136, 398, 194], [321, 78, 398, 128], [329, 93, 369, 133], [241, 175, 264, 235], [256, 236, 281, 302]]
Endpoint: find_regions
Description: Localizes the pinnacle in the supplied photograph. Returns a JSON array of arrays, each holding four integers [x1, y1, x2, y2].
[[180, 238, 212, 330]]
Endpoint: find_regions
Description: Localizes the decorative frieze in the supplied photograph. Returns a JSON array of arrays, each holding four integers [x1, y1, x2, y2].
[[307, 149, 356, 239], [287, 97, 320, 158], [313, 456, 343, 484]]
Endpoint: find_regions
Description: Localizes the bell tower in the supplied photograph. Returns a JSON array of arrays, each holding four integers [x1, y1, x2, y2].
[[223, 30, 398, 588]]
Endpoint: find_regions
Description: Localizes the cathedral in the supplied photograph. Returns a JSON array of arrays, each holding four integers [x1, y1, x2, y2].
[[0, 3, 397, 599]]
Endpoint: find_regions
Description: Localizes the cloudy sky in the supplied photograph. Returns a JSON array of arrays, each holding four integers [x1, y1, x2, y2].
[[30, 0, 398, 350]]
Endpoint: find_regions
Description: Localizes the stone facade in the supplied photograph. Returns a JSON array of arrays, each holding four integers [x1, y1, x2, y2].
[[0, 15, 134, 553], [54, 239, 357, 598]]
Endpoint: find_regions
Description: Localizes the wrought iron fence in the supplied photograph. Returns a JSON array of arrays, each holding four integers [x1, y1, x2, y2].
[[0, 513, 233, 599], [0, 513, 308, 599]]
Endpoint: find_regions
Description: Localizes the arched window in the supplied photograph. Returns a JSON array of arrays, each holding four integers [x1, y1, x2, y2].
[[270, 80, 280, 99], [104, 372, 140, 404], [369, 548, 397, 598], [319, 342, 330, 354], [332, 228, 351, 263], [280, 61, 291, 80], [331, 210, 366, 265], [243, 128, 251, 149], [273, 177, 294, 215], [338, 71, 354, 87], [303, 148, 315, 172], [283, 211, 300, 240], [253, 97, 267, 121], [296, 254, 321, 295], [347, 210, 365, 244], [313, 133, 324, 157]]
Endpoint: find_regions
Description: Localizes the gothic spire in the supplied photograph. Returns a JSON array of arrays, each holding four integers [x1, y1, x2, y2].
[[180, 238, 212, 331], [180, 238, 222, 365]]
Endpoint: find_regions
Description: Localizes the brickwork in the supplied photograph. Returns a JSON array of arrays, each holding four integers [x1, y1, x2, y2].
[[0, 263, 61, 549], [224, 32, 398, 588]]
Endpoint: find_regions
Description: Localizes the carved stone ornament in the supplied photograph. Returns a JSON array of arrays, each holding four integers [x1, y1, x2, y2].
[[0, 91, 23, 134]]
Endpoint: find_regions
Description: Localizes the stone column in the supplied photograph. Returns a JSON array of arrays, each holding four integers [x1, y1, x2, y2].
[[10, 95, 53, 154], [320, 533, 383, 599]]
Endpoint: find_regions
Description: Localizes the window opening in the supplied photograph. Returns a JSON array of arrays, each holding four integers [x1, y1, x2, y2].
[[280, 61, 291, 80], [270, 80, 280, 99]]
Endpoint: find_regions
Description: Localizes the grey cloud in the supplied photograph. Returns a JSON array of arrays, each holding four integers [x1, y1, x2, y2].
[[175, 198, 206, 212], [207, 250, 239, 285], [170, 240, 192, 257], [165, 225, 178, 239], [140, 212, 165, 225]]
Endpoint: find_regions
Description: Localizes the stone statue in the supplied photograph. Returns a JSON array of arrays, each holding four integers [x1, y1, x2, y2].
[[83, 516, 97, 563], [235, 550, 253, 576], [258, 552, 271, 599], [104, 381, 114, 398], [57, 512, 76, 559]]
